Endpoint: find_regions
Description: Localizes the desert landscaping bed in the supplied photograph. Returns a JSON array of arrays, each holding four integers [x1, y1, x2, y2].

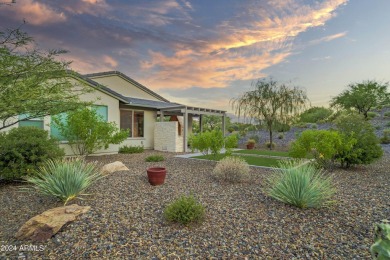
[[1, 150, 389, 259]]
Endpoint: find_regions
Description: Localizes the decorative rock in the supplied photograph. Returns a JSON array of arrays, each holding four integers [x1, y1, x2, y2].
[[101, 161, 129, 175], [15, 204, 90, 241]]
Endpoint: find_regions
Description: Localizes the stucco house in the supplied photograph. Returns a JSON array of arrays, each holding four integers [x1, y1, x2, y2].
[[6, 71, 226, 155]]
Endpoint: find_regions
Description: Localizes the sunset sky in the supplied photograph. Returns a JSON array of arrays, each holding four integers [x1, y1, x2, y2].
[[1, 0, 390, 113]]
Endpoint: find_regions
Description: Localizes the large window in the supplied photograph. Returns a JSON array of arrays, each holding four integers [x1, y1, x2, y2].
[[19, 114, 44, 129], [120, 109, 144, 138], [50, 105, 108, 141]]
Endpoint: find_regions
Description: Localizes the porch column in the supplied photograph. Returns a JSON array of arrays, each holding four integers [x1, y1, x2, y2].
[[199, 114, 203, 133], [222, 114, 226, 136], [160, 111, 164, 122], [183, 107, 188, 152]]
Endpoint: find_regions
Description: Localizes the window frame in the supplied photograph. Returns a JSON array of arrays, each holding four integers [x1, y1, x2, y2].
[[119, 109, 145, 138]]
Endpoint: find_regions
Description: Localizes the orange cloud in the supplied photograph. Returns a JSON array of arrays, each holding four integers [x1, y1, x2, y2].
[[10, 0, 66, 25], [139, 0, 348, 90], [103, 55, 118, 68]]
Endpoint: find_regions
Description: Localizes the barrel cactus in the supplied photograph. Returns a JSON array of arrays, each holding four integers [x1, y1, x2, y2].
[[370, 220, 390, 259]]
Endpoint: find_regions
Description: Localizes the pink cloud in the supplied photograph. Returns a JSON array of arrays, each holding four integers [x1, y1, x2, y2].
[[139, 0, 348, 90], [9, 0, 66, 25]]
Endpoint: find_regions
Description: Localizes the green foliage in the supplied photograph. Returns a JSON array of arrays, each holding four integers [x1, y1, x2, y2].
[[334, 113, 383, 167], [265, 142, 276, 149], [310, 123, 318, 129], [189, 130, 224, 157], [232, 78, 308, 150], [370, 220, 390, 259], [52, 107, 128, 156], [145, 154, 164, 162], [225, 134, 238, 149], [278, 133, 284, 139], [248, 135, 260, 143], [367, 112, 380, 119], [119, 145, 144, 154], [289, 129, 354, 169], [299, 106, 333, 123], [274, 121, 291, 132], [331, 80, 390, 118], [24, 159, 102, 205], [212, 156, 250, 183], [0, 28, 92, 131], [381, 129, 390, 144], [265, 160, 336, 208], [0, 127, 64, 181], [386, 122, 390, 127], [164, 194, 205, 225], [247, 138, 256, 145], [384, 112, 390, 118]]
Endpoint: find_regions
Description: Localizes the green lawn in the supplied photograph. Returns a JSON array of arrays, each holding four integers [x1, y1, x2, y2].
[[233, 149, 290, 157], [192, 154, 285, 167]]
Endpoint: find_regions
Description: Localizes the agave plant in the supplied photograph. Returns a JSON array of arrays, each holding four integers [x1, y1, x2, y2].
[[265, 160, 336, 209], [24, 159, 103, 205]]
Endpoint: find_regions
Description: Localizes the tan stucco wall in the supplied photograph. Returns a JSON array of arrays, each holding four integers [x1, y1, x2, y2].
[[59, 79, 121, 155], [89, 75, 162, 101]]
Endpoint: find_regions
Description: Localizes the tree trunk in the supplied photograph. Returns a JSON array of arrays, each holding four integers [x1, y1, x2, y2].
[[269, 127, 273, 150]]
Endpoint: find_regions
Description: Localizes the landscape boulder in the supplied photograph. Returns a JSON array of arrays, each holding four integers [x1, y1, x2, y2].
[[15, 204, 90, 241], [101, 161, 129, 175]]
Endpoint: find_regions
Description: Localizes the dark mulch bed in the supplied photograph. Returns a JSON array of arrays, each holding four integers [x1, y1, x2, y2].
[[1, 150, 389, 259]]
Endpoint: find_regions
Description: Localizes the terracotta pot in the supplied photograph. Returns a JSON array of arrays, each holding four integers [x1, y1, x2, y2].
[[246, 143, 255, 149], [147, 167, 166, 186]]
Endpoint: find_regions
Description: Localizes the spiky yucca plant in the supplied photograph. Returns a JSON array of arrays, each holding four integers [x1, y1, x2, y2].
[[265, 160, 336, 209], [24, 159, 103, 205]]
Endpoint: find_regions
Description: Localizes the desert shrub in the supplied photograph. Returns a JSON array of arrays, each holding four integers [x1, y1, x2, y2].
[[0, 127, 65, 181], [119, 145, 144, 154], [145, 155, 164, 162], [367, 111, 379, 119], [289, 129, 354, 169], [370, 220, 390, 259], [274, 121, 291, 132], [278, 133, 284, 139], [164, 195, 205, 225], [265, 160, 336, 208], [334, 113, 383, 167], [384, 111, 390, 118], [224, 134, 238, 155], [24, 159, 102, 205], [52, 107, 128, 156], [248, 135, 260, 144], [212, 156, 249, 183], [299, 107, 333, 123], [189, 130, 224, 157], [381, 129, 390, 144], [265, 142, 276, 149], [387, 121, 390, 127], [294, 122, 308, 128], [310, 123, 318, 129], [375, 125, 382, 130]]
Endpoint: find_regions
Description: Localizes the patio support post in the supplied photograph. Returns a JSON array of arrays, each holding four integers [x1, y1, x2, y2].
[[160, 111, 164, 122], [183, 107, 188, 152], [199, 114, 203, 133], [222, 114, 226, 136]]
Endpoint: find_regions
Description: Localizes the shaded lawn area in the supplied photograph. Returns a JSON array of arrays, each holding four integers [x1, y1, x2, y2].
[[192, 153, 285, 167], [233, 149, 290, 157]]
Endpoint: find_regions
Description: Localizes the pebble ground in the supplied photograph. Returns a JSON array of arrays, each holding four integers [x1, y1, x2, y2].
[[1, 150, 389, 259]]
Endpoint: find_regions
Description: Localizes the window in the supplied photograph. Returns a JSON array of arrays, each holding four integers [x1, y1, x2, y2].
[[50, 105, 108, 141], [19, 114, 44, 129], [120, 109, 144, 138]]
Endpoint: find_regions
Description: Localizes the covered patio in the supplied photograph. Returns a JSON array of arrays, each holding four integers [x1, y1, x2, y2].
[[156, 105, 226, 152]]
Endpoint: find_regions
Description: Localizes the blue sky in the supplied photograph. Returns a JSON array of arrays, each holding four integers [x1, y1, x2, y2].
[[1, 0, 390, 113]]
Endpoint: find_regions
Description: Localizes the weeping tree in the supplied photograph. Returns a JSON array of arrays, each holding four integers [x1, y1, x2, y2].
[[231, 78, 309, 150]]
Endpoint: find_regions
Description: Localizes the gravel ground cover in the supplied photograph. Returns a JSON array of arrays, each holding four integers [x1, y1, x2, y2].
[[1, 150, 389, 259]]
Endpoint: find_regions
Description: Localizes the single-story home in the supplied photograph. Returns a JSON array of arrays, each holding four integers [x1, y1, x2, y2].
[[6, 71, 226, 155]]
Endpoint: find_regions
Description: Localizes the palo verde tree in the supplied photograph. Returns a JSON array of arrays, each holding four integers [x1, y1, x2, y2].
[[52, 107, 128, 157], [231, 78, 308, 150], [331, 80, 390, 118], [0, 27, 92, 130]]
